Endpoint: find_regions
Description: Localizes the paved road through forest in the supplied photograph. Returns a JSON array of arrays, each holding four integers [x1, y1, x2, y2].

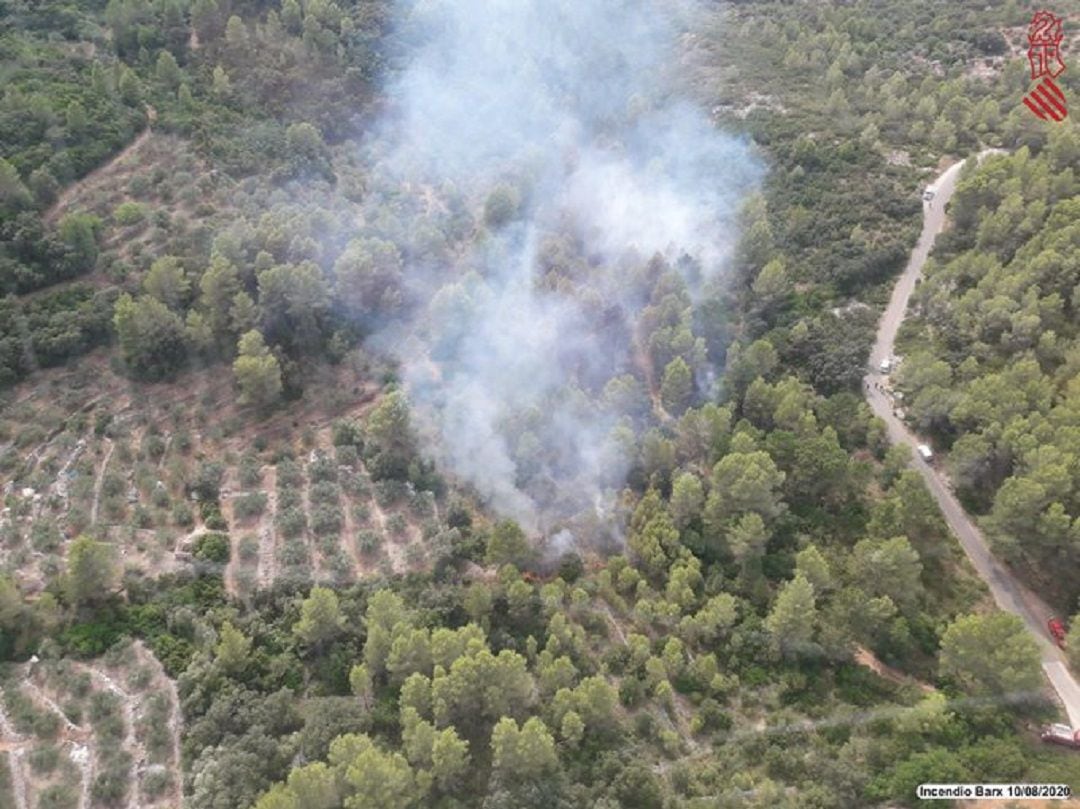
[[863, 151, 1080, 730]]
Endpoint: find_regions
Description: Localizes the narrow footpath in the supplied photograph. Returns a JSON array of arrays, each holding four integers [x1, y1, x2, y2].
[[864, 150, 1080, 729], [44, 106, 156, 224]]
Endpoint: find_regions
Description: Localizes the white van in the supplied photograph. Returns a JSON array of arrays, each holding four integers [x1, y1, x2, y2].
[[917, 444, 934, 463], [922, 187, 935, 201], [879, 358, 891, 374]]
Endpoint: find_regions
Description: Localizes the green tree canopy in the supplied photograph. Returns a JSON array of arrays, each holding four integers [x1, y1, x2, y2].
[[660, 356, 694, 415], [216, 620, 252, 673], [63, 536, 118, 608], [485, 519, 535, 568], [365, 391, 418, 480], [113, 293, 188, 380], [295, 586, 345, 649], [233, 329, 282, 409], [333, 237, 404, 319], [143, 255, 190, 310], [939, 612, 1041, 698], [765, 573, 817, 658]]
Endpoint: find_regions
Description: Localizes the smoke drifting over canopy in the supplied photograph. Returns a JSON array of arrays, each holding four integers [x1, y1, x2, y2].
[[360, 0, 760, 539]]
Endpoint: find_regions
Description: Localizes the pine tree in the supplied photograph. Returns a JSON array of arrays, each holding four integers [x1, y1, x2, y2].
[[156, 51, 182, 89], [660, 356, 694, 415], [233, 330, 282, 409], [64, 536, 118, 607], [215, 621, 252, 673], [765, 573, 816, 657], [294, 586, 345, 649]]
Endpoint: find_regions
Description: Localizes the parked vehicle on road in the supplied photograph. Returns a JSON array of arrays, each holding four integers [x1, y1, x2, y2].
[[922, 187, 935, 201], [917, 444, 934, 463], [1049, 616, 1067, 648], [1040, 723, 1080, 749]]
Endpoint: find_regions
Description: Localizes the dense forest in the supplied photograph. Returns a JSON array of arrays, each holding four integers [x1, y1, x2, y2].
[[1, 1, 1078, 808]]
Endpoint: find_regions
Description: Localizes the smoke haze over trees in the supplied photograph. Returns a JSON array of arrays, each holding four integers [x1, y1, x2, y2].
[[358, 0, 760, 536]]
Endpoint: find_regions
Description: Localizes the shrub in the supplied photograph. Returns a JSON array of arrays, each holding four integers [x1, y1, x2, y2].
[[127, 666, 153, 691], [409, 490, 434, 518], [113, 201, 146, 226], [357, 530, 380, 555], [446, 497, 472, 529], [405, 543, 425, 566], [311, 504, 342, 536], [128, 175, 150, 195], [278, 487, 302, 511], [238, 454, 262, 487], [233, 492, 268, 519], [171, 501, 194, 527], [132, 505, 154, 528], [309, 481, 338, 506], [332, 419, 363, 447], [102, 472, 125, 497], [142, 434, 166, 459], [142, 769, 172, 799], [28, 744, 60, 774], [238, 535, 259, 561], [15, 424, 47, 448], [30, 520, 61, 552], [88, 692, 123, 739], [31, 708, 61, 739], [36, 784, 77, 809], [191, 461, 224, 502], [1, 523, 22, 549], [91, 754, 132, 805], [309, 453, 337, 483], [327, 551, 352, 578], [194, 533, 230, 564], [277, 460, 304, 488], [386, 513, 407, 536], [693, 698, 732, 734], [61, 701, 83, 725], [374, 479, 408, 506], [620, 676, 646, 708], [341, 472, 369, 498], [277, 507, 306, 539], [335, 444, 358, 468], [279, 539, 309, 566], [139, 694, 172, 762]]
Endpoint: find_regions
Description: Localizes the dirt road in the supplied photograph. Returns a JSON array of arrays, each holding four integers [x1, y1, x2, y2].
[[864, 151, 1080, 730], [43, 106, 155, 225]]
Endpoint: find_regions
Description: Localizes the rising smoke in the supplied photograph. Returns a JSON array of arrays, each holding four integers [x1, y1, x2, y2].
[[360, 0, 760, 544]]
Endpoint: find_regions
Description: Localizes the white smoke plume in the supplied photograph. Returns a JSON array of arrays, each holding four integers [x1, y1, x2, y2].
[[358, 0, 760, 541]]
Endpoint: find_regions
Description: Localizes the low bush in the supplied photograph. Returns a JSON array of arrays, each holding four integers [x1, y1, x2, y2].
[[194, 533, 230, 565], [234, 492, 268, 519], [113, 201, 146, 226]]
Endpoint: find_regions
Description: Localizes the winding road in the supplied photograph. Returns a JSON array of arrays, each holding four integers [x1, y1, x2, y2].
[[864, 151, 1080, 730]]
